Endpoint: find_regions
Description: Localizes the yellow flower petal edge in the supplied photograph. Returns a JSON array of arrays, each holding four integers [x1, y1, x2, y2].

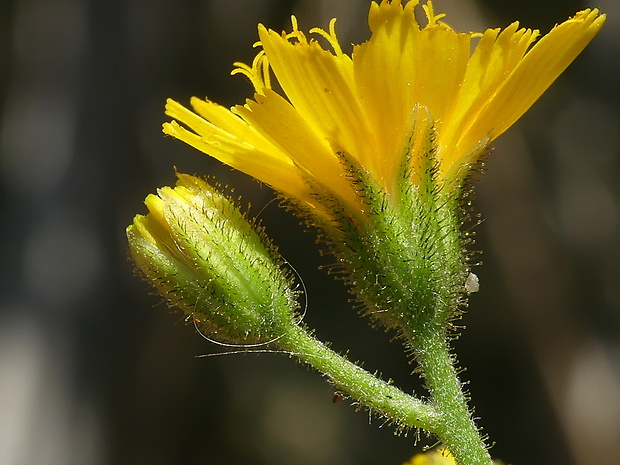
[[402, 446, 457, 465], [163, 0, 604, 216]]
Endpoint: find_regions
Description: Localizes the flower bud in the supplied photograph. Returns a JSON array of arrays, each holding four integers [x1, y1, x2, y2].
[[127, 173, 298, 344]]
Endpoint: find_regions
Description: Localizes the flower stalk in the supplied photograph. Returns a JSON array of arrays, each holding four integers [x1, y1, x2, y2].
[[278, 324, 440, 432], [411, 325, 492, 465]]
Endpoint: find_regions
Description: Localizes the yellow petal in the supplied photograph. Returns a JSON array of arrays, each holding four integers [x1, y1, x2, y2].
[[402, 447, 456, 465], [163, 99, 307, 200], [409, 26, 470, 127], [354, 1, 470, 188], [232, 89, 354, 204], [258, 25, 378, 179], [353, 0, 420, 189], [438, 22, 539, 174], [460, 9, 605, 157]]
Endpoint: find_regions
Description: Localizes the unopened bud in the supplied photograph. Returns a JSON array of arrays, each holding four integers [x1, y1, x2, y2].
[[127, 173, 298, 344]]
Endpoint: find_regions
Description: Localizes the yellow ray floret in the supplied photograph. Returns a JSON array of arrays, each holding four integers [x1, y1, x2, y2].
[[164, 0, 604, 213], [402, 446, 456, 465]]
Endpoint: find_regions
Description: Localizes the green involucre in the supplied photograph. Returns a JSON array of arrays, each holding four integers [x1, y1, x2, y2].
[[292, 107, 476, 338]]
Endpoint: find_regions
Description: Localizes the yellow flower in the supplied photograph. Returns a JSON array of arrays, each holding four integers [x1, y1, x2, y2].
[[403, 446, 456, 465], [163, 0, 604, 218]]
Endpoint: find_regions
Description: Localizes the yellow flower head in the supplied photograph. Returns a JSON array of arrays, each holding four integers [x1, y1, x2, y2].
[[163, 0, 604, 219], [403, 446, 456, 465]]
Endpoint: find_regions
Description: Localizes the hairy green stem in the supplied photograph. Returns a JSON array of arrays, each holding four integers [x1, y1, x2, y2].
[[278, 324, 439, 432], [410, 325, 493, 465]]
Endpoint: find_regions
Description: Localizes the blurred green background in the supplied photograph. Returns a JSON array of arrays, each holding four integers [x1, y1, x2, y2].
[[1, 0, 618, 464]]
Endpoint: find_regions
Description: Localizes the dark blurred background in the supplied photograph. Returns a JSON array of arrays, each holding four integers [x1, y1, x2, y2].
[[1, 0, 618, 464]]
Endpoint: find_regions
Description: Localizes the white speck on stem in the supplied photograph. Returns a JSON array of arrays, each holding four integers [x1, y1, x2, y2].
[[465, 273, 480, 293]]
